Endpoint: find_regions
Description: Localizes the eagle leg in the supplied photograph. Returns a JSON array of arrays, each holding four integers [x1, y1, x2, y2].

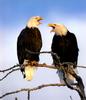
[[30, 61, 38, 66]]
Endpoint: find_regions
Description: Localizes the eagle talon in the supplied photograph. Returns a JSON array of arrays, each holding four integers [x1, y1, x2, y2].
[[30, 61, 38, 66]]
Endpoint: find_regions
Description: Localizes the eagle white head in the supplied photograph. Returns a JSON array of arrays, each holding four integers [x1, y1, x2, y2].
[[48, 23, 68, 36], [27, 16, 43, 28]]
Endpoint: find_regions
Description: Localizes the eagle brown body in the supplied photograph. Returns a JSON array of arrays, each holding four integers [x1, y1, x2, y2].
[[17, 16, 43, 80]]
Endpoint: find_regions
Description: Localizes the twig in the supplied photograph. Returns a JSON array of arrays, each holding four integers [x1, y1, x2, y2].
[[0, 63, 57, 81], [15, 97, 18, 100], [77, 66, 86, 69], [70, 96, 73, 100], [0, 68, 20, 81], [0, 64, 20, 72], [0, 83, 77, 99], [27, 91, 30, 100]]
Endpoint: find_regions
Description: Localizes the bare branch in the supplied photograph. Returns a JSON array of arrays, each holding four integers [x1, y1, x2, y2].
[[27, 91, 30, 100], [15, 97, 18, 100], [25, 49, 60, 64], [0, 63, 57, 81], [70, 96, 73, 100], [0, 64, 20, 72], [0, 83, 76, 99], [0, 50, 86, 73], [62, 64, 86, 100], [0, 68, 20, 81], [78, 66, 86, 69], [0, 63, 86, 73], [0, 50, 86, 100], [0, 63, 86, 81]]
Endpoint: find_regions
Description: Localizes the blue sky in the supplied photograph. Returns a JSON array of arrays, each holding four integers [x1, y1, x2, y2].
[[0, 0, 86, 100], [0, 0, 86, 26]]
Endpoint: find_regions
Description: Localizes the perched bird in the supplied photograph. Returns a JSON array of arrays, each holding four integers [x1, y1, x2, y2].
[[17, 16, 43, 81], [48, 23, 79, 84]]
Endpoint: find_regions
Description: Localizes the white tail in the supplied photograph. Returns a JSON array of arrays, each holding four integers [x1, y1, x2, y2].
[[25, 65, 37, 81], [58, 65, 78, 84], [23, 60, 37, 81]]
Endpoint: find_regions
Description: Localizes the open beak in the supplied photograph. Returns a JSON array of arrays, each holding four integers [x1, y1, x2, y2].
[[38, 17, 43, 24], [48, 24, 55, 32], [39, 17, 43, 20]]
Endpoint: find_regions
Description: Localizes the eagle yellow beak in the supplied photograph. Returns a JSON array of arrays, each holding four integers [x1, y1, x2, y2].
[[37, 17, 43, 21], [48, 24, 55, 27], [38, 17, 43, 24], [48, 24, 56, 32], [39, 17, 43, 20]]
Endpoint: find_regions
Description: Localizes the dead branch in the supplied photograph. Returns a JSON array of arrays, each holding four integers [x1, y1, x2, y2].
[[25, 49, 60, 64], [0, 50, 86, 100], [0, 63, 86, 82], [61, 64, 86, 100], [0, 64, 86, 73], [27, 91, 30, 100], [0, 68, 20, 81], [0, 83, 76, 99], [0, 64, 86, 100], [15, 97, 18, 100], [0, 64, 20, 72]]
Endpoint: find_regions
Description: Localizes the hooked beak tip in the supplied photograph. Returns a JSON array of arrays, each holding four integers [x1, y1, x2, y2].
[[39, 17, 43, 20]]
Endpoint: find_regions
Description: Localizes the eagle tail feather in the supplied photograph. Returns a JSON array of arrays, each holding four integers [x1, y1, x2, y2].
[[24, 65, 37, 81]]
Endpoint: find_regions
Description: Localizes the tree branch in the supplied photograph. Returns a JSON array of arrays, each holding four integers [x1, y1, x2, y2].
[[0, 83, 76, 99], [0, 68, 20, 81], [0, 63, 86, 81], [0, 63, 86, 73], [62, 64, 86, 100], [0, 64, 20, 72], [0, 50, 86, 100]]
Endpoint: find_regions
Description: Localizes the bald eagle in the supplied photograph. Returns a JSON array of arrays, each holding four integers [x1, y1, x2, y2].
[[17, 16, 43, 81], [48, 23, 79, 84]]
